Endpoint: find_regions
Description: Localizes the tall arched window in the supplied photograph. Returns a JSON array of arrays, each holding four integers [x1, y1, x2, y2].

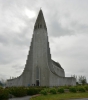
[[40, 25, 42, 28], [36, 67, 39, 79]]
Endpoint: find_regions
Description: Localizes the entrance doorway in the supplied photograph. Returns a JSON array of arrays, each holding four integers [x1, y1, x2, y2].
[[36, 80, 39, 86]]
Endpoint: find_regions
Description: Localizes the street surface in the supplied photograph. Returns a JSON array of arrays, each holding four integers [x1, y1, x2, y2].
[[9, 96, 31, 100]]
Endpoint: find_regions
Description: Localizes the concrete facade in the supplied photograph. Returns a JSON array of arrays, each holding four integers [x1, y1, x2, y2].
[[6, 10, 76, 87]]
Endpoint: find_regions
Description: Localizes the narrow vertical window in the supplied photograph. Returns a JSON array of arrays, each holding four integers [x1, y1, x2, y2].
[[36, 67, 39, 79], [40, 25, 42, 28]]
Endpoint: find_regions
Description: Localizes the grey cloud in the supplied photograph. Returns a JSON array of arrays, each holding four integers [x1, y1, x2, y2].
[[0, 74, 7, 80], [0, 34, 9, 44], [0, 50, 12, 64], [12, 65, 24, 70], [71, 21, 88, 34], [48, 20, 74, 37]]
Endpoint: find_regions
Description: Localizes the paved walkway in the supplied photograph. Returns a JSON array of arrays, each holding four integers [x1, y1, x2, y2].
[[9, 96, 31, 100], [70, 98, 88, 100], [9, 96, 88, 100]]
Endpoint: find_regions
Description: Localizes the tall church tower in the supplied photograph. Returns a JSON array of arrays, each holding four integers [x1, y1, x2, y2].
[[6, 10, 76, 87], [23, 9, 53, 86]]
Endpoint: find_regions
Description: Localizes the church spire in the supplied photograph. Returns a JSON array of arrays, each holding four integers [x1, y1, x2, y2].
[[34, 9, 47, 31]]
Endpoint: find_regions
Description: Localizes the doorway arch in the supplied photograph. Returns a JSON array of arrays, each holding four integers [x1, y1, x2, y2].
[[36, 66, 40, 86]]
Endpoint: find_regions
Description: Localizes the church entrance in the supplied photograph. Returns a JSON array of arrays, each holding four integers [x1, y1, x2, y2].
[[36, 80, 39, 86], [36, 66, 40, 86]]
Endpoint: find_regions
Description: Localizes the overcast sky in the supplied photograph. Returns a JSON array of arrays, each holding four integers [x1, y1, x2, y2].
[[0, 0, 88, 81]]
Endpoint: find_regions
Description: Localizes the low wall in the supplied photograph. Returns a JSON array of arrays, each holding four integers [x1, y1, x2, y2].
[[49, 71, 76, 86]]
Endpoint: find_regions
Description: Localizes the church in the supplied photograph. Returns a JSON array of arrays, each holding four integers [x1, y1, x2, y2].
[[6, 10, 76, 87]]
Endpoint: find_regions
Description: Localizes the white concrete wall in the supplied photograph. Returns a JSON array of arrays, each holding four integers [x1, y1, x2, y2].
[[52, 63, 65, 77], [49, 71, 76, 86]]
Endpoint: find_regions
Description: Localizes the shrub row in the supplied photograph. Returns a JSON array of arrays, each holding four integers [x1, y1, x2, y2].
[[40, 86, 88, 95], [8, 87, 43, 97], [9, 87, 27, 97], [40, 89, 48, 95], [40, 88, 64, 95], [69, 86, 86, 93], [0, 85, 88, 98], [0, 88, 9, 100], [27, 87, 43, 95]]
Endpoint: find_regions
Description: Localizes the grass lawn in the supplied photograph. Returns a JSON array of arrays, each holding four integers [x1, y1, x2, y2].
[[30, 92, 88, 100]]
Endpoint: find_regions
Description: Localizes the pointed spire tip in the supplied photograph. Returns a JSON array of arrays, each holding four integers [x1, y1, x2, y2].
[[34, 9, 47, 31]]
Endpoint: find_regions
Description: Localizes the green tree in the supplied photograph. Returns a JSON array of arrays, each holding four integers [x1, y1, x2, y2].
[[71, 75, 87, 85], [78, 76, 87, 85]]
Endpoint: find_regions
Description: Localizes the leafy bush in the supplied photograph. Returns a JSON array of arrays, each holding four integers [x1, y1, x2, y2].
[[0, 86, 3, 89], [0, 88, 9, 100], [9, 87, 27, 97], [62, 86, 71, 89], [78, 87, 86, 92], [27, 87, 43, 95], [50, 88, 57, 94], [27, 88, 37, 95], [40, 89, 48, 95], [58, 88, 64, 93], [69, 87, 77, 93], [84, 85, 88, 91]]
